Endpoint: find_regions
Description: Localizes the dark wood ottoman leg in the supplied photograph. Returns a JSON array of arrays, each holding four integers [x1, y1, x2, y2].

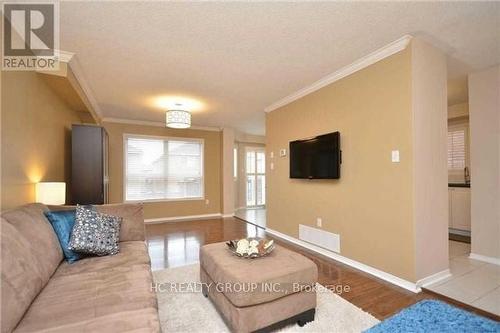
[[297, 308, 315, 327], [202, 283, 209, 298], [253, 308, 316, 332]]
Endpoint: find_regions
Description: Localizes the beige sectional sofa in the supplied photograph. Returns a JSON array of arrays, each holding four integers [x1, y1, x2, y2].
[[1, 203, 160, 333]]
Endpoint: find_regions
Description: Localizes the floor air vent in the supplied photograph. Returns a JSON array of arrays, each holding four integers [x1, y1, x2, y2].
[[299, 224, 340, 253]]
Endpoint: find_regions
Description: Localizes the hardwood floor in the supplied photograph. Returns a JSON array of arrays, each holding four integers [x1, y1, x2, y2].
[[146, 217, 499, 322]]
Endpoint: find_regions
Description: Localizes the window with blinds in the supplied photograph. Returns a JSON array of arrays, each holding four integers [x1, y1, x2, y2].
[[124, 135, 204, 201], [447, 129, 466, 170]]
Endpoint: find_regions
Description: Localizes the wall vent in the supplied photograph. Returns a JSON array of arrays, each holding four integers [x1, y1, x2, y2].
[[299, 224, 340, 253]]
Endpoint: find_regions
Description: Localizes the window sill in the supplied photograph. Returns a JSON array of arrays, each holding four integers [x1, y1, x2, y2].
[[124, 197, 205, 204]]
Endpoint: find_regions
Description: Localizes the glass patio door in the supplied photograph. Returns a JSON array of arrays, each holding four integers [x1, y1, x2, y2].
[[246, 147, 265, 207]]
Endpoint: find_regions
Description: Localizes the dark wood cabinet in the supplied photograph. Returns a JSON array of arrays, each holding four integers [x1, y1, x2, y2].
[[71, 124, 109, 205]]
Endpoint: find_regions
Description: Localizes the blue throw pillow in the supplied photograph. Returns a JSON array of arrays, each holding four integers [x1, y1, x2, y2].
[[44, 210, 83, 263]]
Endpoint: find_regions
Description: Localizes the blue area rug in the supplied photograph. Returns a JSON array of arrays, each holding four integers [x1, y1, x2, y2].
[[365, 300, 499, 333]]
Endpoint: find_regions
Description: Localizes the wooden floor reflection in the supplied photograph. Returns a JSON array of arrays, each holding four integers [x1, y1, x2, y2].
[[146, 217, 265, 271], [145, 217, 498, 321]]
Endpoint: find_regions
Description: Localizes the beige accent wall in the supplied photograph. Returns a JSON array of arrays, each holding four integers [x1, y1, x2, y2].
[[411, 38, 448, 280], [266, 40, 449, 283], [266, 47, 416, 281], [469, 65, 500, 260], [448, 103, 469, 119], [1, 71, 82, 210], [447, 76, 468, 106], [102, 122, 222, 220]]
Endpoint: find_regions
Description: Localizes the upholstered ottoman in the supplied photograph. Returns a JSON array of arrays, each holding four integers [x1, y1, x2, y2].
[[200, 242, 318, 333]]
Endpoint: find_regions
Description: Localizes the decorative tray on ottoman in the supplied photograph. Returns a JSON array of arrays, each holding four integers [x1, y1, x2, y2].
[[226, 237, 275, 259]]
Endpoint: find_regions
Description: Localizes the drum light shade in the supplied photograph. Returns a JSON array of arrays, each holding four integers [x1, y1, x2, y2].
[[36, 182, 66, 205], [166, 110, 191, 129]]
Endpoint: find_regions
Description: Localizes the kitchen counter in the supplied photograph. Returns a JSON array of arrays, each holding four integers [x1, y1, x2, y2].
[[449, 183, 471, 188]]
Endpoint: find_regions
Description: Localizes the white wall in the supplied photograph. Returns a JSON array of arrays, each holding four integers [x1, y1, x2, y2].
[[222, 128, 235, 215], [469, 65, 500, 261], [411, 38, 449, 280]]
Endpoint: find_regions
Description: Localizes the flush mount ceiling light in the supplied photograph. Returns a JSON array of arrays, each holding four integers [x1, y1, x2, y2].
[[166, 109, 191, 129]]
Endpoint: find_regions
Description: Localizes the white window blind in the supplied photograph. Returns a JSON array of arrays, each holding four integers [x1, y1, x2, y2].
[[125, 136, 203, 201], [447, 129, 466, 170]]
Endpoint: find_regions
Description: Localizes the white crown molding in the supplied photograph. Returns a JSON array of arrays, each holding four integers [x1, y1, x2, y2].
[[102, 117, 222, 132], [264, 35, 413, 113], [469, 253, 500, 266], [55, 50, 75, 63], [416, 269, 451, 288], [144, 213, 222, 224], [266, 227, 421, 293], [65, 53, 103, 122]]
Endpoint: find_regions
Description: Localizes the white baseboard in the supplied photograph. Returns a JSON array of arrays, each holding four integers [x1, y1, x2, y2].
[[416, 269, 451, 288], [144, 213, 222, 224], [221, 213, 234, 218], [469, 253, 500, 266], [266, 228, 421, 293]]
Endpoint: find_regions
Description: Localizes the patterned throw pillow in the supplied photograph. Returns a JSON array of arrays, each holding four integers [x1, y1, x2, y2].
[[68, 205, 122, 256]]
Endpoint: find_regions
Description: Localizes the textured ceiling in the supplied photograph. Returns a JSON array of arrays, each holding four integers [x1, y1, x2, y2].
[[59, 2, 500, 135]]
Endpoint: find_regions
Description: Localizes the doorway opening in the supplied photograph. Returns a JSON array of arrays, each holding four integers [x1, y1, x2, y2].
[[234, 146, 266, 228], [245, 147, 266, 207]]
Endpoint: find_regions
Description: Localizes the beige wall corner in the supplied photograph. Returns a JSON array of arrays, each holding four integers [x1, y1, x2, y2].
[[411, 38, 449, 280], [1, 71, 82, 210], [469, 65, 500, 260], [37, 60, 100, 125], [103, 121, 222, 220], [222, 128, 235, 215], [266, 45, 416, 282]]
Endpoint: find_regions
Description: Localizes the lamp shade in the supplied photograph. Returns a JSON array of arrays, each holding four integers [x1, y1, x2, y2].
[[166, 110, 191, 129], [36, 182, 66, 205]]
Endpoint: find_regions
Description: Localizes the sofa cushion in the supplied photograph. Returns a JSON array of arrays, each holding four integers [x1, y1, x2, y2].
[[49, 204, 146, 242], [2, 204, 63, 281], [54, 241, 150, 278], [44, 209, 83, 263], [1, 204, 63, 333], [95, 204, 145, 242], [14, 259, 159, 332], [1, 220, 45, 333], [16, 309, 161, 333], [200, 242, 318, 308]]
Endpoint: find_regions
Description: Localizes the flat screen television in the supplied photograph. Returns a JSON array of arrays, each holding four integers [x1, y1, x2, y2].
[[289, 131, 341, 179]]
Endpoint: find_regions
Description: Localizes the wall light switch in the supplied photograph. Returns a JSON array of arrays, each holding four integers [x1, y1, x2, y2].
[[270, 152, 274, 158], [205, 199, 210, 205], [316, 218, 322, 228], [270, 162, 274, 170], [391, 150, 400, 163], [280, 149, 287, 157]]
